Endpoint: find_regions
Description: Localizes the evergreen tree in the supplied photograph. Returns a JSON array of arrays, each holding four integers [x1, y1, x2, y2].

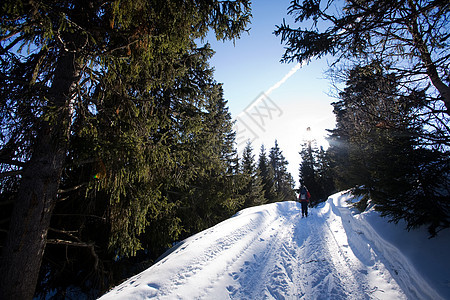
[[173, 82, 246, 236], [275, 0, 450, 115], [36, 43, 251, 297], [298, 138, 336, 206], [240, 141, 266, 208], [269, 141, 296, 202], [258, 145, 277, 203], [326, 100, 352, 191], [315, 146, 336, 200], [298, 134, 320, 205], [327, 62, 450, 236]]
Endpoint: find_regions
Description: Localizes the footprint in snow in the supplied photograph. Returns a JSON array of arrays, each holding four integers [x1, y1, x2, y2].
[[229, 272, 240, 280]]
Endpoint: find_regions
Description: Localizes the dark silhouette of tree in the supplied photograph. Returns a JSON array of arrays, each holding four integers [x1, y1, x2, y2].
[[298, 128, 335, 206], [258, 145, 277, 203], [327, 62, 450, 236], [275, 0, 450, 114], [269, 140, 296, 202], [240, 141, 266, 207]]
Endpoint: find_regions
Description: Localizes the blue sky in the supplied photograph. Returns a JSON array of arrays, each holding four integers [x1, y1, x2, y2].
[[203, 0, 337, 186]]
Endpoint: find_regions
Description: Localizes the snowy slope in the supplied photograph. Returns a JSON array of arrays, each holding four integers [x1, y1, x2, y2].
[[99, 192, 450, 299]]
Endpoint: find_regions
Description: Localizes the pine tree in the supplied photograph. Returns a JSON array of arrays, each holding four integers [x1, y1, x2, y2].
[[37, 42, 252, 297], [258, 145, 277, 203], [275, 0, 450, 114], [240, 141, 266, 208], [298, 137, 320, 205], [327, 62, 450, 236], [172, 81, 246, 237], [326, 100, 352, 191], [298, 139, 336, 205], [315, 146, 336, 200], [269, 141, 296, 202]]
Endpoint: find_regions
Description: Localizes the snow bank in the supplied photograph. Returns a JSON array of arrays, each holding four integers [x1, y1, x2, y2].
[[99, 192, 450, 299], [334, 192, 450, 299]]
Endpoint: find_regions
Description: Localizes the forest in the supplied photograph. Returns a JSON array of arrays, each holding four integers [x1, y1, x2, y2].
[[1, 0, 449, 299]]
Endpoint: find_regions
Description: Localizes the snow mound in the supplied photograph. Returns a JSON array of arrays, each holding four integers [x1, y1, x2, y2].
[[99, 191, 450, 299]]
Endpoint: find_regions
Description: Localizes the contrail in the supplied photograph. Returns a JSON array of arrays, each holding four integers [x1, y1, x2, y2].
[[234, 61, 306, 147], [265, 62, 303, 96], [240, 61, 304, 116]]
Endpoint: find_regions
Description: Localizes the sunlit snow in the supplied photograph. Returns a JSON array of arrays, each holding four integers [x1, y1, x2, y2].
[[99, 191, 450, 299]]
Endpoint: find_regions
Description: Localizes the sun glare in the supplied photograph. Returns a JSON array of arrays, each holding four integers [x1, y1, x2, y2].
[[301, 127, 329, 149]]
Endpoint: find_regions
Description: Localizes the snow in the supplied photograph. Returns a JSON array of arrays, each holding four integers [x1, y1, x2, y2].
[[99, 191, 450, 299]]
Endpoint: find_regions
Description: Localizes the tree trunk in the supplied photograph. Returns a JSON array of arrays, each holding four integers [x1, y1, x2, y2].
[[406, 0, 450, 113], [0, 52, 82, 299]]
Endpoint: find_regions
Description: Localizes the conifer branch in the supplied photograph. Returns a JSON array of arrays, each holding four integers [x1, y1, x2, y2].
[[57, 183, 87, 194], [0, 170, 22, 179]]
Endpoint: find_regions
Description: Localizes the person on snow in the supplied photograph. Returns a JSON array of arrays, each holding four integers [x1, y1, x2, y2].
[[298, 185, 311, 217]]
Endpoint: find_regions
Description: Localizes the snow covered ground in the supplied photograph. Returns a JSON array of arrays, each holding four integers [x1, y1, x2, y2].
[[99, 191, 450, 299]]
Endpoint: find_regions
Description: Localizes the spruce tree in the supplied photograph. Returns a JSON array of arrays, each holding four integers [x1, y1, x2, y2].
[[298, 136, 320, 205], [269, 141, 296, 202], [275, 0, 450, 114], [240, 141, 266, 208], [172, 81, 246, 237], [327, 62, 450, 236], [298, 139, 335, 205], [37, 43, 250, 296], [315, 147, 336, 200], [258, 145, 277, 203]]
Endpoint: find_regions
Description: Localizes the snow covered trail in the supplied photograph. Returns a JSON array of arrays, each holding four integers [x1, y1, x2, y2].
[[99, 192, 448, 299]]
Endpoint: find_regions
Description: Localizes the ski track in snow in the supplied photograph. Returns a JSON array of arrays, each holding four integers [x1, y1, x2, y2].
[[100, 193, 445, 300]]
